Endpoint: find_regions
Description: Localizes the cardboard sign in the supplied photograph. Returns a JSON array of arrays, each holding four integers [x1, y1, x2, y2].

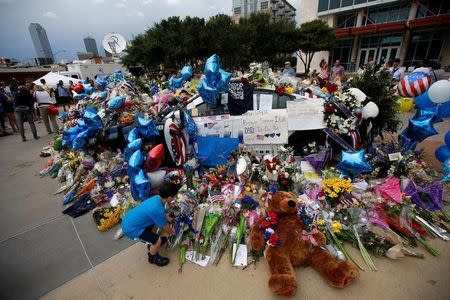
[[242, 110, 288, 144], [287, 100, 326, 130]]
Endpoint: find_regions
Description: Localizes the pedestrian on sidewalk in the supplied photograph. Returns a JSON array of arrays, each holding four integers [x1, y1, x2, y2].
[[0, 86, 18, 132], [14, 86, 39, 141], [121, 182, 180, 267], [56, 80, 71, 112], [34, 85, 59, 134]]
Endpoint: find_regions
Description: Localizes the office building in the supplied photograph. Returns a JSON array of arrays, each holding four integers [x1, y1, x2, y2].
[[297, 0, 450, 72], [84, 36, 99, 57], [232, 0, 296, 23], [28, 23, 54, 65]]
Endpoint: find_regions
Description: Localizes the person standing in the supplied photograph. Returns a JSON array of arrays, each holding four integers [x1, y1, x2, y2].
[[330, 59, 345, 82], [0, 87, 18, 132], [14, 86, 39, 141], [56, 80, 70, 111], [282, 61, 296, 77], [390, 58, 405, 82], [347, 59, 356, 72], [34, 85, 59, 134], [316, 59, 329, 86]]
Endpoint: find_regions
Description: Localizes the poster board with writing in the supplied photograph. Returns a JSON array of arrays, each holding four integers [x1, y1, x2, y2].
[[242, 109, 288, 144], [286, 99, 326, 130]]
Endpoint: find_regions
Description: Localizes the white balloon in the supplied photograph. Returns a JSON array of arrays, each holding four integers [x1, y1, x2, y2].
[[236, 157, 247, 175], [147, 170, 167, 189], [362, 101, 379, 119], [348, 88, 367, 103], [428, 80, 450, 104]]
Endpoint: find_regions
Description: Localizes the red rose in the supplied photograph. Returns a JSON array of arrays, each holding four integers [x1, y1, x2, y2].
[[318, 191, 325, 197], [282, 180, 288, 186], [325, 105, 336, 113], [278, 173, 286, 180], [261, 220, 270, 228]]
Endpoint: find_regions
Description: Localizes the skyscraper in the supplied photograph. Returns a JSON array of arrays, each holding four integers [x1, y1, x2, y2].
[[83, 36, 99, 56], [28, 23, 54, 65], [232, 0, 296, 23]]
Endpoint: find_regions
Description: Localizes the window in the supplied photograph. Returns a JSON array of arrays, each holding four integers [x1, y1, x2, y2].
[[318, 0, 329, 12], [416, 0, 450, 18], [329, 0, 341, 10], [332, 39, 353, 69], [404, 30, 444, 68], [234, 7, 241, 14], [354, 0, 366, 4], [337, 13, 356, 28], [260, 1, 268, 10], [341, 0, 353, 7], [365, 4, 410, 25]]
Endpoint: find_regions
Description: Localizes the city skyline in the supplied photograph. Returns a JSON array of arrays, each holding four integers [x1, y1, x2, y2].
[[0, 0, 303, 63]]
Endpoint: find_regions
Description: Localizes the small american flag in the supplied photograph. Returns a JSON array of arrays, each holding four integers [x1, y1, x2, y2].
[[257, 134, 265, 141], [209, 194, 225, 204]]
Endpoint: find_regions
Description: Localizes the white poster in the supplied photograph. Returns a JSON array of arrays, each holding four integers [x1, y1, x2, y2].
[[259, 94, 273, 110], [287, 100, 326, 130], [242, 109, 288, 144]]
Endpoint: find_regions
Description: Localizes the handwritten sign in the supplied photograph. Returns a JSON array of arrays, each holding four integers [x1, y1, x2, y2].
[[242, 110, 288, 144], [287, 100, 326, 130]]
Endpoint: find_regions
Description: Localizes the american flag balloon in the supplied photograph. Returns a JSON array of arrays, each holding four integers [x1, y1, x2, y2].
[[398, 72, 431, 97]]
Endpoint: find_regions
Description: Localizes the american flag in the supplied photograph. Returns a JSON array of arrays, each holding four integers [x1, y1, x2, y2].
[[398, 73, 431, 97], [209, 194, 225, 204], [257, 134, 265, 141]]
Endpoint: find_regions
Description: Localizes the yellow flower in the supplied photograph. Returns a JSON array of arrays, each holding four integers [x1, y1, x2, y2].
[[331, 221, 343, 233], [316, 219, 326, 226], [285, 86, 294, 94]]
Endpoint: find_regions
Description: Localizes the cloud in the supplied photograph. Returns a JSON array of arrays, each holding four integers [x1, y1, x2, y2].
[[166, 0, 180, 5], [114, 2, 126, 8], [126, 10, 145, 17], [43, 11, 58, 19], [143, 0, 153, 5], [92, 0, 105, 4]]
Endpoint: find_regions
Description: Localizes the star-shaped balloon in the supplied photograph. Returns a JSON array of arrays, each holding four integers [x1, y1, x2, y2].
[[198, 54, 231, 104], [414, 107, 442, 124], [337, 150, 372, 177], [405, 116, 438, 143]]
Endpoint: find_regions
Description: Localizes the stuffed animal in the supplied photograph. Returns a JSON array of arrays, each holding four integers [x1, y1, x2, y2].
[[249, 191, 358, 297]]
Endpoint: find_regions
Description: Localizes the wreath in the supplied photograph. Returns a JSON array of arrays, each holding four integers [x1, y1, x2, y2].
[[323, 92, 362, 134]]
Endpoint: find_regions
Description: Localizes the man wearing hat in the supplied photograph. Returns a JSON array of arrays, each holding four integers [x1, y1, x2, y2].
[[282, 61, 296, 77]]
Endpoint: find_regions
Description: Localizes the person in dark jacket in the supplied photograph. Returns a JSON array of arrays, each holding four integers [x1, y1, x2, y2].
[[14, 85, 39, 141]]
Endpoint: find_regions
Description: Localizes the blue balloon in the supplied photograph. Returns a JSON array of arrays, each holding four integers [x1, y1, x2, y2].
[[84, 86, 94, 95], [58, 111, 68, 121], [72, 129, 91, 150], [405, 117, 438, 143], [181, 65, 193, 81], [438, 101, 450, 118], [168, 76, 183, 90], [183, 110, 197, 138], [127, 128, 139, 143], [108, 96, 125, 110], [74, 93, 87, 100], [83, 108, 103, 131], [414, 92, 435, 109], [150, 86, 160, 96], [399, 129, 418, 151], [137, 116, 159, 138], [95, 76, 107, 89], [97, 91, 108, 101], [435, 145, 450, 163], [128, 149, 143, 169], [443, 158, 450, 182], [337, 150, 372, 177], [114, 70, 124, 80], [414, 107, 442, 124], [130, 169, 151, 201], [445, 131, 450, 147], [198, 54, 231, 104], [124, 138, 142, 161]]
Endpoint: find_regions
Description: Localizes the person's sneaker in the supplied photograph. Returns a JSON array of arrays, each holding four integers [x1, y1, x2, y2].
[[148, 253, 170, 267], [22, 137, 26, 142], [34, 136, 40, 140]]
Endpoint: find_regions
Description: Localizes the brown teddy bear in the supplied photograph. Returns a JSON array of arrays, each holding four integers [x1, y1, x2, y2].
[[249, 191, 358, 296]]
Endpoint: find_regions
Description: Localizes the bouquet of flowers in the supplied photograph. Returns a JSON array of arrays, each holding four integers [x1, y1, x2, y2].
[[321, 178, 353, 207], [323, 91, 362, 134]]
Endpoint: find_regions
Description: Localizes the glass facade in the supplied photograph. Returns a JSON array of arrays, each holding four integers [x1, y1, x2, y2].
[[363, 4, 410, 25], [416, 0, 450, 18], [318, 0, 392, 12], [404, 30, 445, 68], [331, 39, 353, 69], [337, 13, 357, 28]]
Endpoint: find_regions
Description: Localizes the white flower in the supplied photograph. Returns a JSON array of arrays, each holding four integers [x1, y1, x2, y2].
[[284, 172, 289, 178]]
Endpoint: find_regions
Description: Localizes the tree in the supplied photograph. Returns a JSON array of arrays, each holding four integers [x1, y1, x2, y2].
[[296, 20, 336, 75]]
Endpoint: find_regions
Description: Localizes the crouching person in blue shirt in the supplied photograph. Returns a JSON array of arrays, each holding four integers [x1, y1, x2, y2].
[[121, 182, 181, 267]]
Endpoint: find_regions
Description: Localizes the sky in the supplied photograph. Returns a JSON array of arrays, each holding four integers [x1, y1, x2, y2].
[[0, 0, 300, 63]]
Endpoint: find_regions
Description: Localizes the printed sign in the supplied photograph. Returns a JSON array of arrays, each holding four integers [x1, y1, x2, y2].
[[242, 110, 288, 144], [287, 100, 326, 130]]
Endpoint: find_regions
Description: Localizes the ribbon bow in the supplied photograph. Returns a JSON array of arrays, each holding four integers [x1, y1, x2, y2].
[[302, 228, 319, 247]]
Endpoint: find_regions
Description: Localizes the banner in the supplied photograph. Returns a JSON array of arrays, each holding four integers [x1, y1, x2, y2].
[[287, 100, 326, 130], [242, 110, 288, 144]]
